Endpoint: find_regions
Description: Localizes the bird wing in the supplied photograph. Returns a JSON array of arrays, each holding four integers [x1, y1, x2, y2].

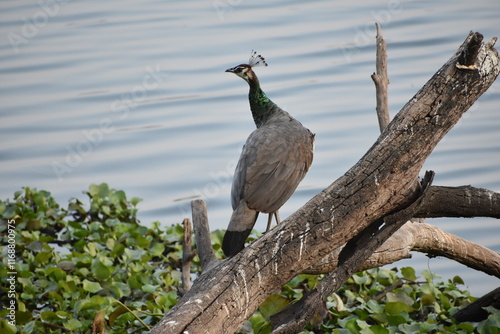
[[231, 119, 314, 213]]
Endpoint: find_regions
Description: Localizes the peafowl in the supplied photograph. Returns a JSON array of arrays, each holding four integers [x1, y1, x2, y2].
[[222, 51, 315, 257]]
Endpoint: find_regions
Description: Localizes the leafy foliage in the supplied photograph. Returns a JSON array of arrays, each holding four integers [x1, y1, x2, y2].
[[1, 185, 498, 333], [0, 185, 183, 333]]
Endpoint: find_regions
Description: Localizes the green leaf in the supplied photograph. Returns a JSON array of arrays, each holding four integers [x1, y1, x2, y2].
[[150, 242, 165, 257], [259, 294, 290, 319], [398, 323, 422, 333], [368, 325, 389, 334], [110, 190, 126, 204], [130, 197, 143, 206], [0, 201, 6, 216], [16, 310, 33, 325], [452, 275, 465, 285], [46, 267, 67, 281], [33, 192, 47, 211], [344, 318, 361, 333], [457, 322, 475, 332], [89, 183, 110, 198], [385, 302, 411, 316], [91, 258, 111, 280], [386, 291, 413, 306], [401, 267, 417, 281], [2, 205, 18, 219], [84, 242, 98, 257], [88, 184, 100, 197], [65, 318, 82, 330], [420, 293, 435, 306], [109, 282, 130, 299], [109, 305, 129, 326], [484, 306, 500, 315], [57, 261, 76, 272], [41, 310, 59, 321], [353, 273, 371, 286], [101, 205, 111, 216], [365, 299, 384, 314], [82, 279, 102, 293], [386, 314, 408, 326], [248, 313, 269, 334], [421, 269, 440, 282], [0, 319, 17, 334], [127, 275, 142, 289], [142, 284, 159, 293]]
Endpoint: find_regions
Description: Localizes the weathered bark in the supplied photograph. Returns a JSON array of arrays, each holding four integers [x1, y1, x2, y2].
[[453, 287, 500, 322], [305, 219, 500, 278], [415, 185, 500, 218], [181, 218, 194, 293], [270, 171, 436, 333], [191, 200, 216, 271], [371, 22, 390, 132], [151, 32, 499, 334], [306, 183, 500, 276]]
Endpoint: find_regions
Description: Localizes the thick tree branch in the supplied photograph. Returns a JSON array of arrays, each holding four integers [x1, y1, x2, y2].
[[304, 220, 500, 278], [151, 32, 499, 334], [453, 287, 500, 322], [416, 185, 500, 218], [306, 184, 500, 275], [270, 172, 435, 333]]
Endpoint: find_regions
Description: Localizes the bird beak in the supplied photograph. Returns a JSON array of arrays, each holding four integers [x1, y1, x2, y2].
[[225, 67, 237, 73]]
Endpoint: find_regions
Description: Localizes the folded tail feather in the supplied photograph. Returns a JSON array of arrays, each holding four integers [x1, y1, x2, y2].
[[222, 201, 259, 256]]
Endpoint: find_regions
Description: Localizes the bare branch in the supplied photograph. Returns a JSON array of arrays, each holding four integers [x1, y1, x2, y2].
[[181, 218, 193, 293], [454, 287, 500, 322], [416, 185, 500, 218], [371, 23, 390, 132], [304, 220, 500, 278], [191, 200, 217, 271]]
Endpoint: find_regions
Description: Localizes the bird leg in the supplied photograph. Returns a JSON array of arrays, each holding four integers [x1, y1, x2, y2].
[[265, 211, 281, 232], [266, 214, 273, 232]]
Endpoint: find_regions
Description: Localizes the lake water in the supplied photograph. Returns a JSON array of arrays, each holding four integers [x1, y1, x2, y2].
[[1, 0, 499, 296]]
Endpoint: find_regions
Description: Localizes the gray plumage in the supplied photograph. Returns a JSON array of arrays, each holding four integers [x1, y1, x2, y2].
[[222, 52, 314, 256]]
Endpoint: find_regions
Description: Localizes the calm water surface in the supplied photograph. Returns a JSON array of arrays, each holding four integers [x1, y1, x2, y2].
[[1, 0, 499, 296]]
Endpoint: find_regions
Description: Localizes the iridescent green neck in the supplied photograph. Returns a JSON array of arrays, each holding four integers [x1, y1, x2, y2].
[[248, 79, 276, 128]]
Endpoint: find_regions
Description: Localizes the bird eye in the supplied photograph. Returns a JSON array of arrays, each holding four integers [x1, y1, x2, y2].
[[234, 66, 247, 74]]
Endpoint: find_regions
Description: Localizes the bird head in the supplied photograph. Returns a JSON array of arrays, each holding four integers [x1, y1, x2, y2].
[[226, 50, 268, 83]]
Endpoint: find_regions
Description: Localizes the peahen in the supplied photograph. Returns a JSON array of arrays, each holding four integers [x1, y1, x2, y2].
[[222, 51, 315, 257]]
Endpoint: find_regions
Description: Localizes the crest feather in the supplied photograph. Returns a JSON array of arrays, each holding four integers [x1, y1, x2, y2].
[[248, 50, 268, 68]]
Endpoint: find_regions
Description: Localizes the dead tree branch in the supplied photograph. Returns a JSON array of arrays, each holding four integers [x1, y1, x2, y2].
[[270, 171, 435, 333], [181, 218, 195, 293], [151, 32, 499, 334], [191, 199, 216, 271], [416, 185, 500, 218], [304, 219, 500, 278], [454, 287, 500, 322], [371, 22, 390, 131]]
